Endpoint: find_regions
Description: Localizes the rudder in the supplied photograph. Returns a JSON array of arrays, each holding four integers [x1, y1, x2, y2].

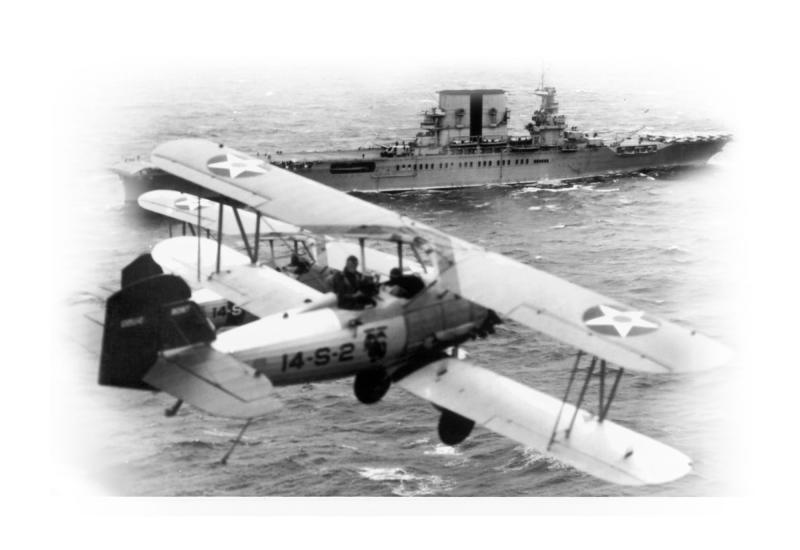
[[98, 273, 216, 390]]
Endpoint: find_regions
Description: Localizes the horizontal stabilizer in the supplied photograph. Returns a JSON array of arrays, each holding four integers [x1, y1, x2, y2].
[[144, 345, 282, 419], [396, 358, 691, 485]]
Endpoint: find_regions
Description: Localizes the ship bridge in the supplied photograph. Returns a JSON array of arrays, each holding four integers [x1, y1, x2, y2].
[[416, 89, 510, 148]]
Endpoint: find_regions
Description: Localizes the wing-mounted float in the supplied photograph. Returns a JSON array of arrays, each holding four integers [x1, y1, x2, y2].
[[98, 138, 732, 485]]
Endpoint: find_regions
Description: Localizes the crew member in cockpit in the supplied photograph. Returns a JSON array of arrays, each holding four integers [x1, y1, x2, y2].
[[385, 267, 425, 299], [332, 255, 376, 309]]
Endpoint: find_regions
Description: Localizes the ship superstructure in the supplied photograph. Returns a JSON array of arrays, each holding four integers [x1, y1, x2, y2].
[[112, 84, 731, 200]]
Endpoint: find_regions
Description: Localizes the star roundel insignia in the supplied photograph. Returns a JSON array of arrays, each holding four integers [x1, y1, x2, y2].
[[207, 153, 267, 178], [582, 304, 660, 338], [173, 196, 207, 211]]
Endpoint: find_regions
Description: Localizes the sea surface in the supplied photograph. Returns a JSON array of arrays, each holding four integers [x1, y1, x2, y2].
[[51, 65, 742, 497]]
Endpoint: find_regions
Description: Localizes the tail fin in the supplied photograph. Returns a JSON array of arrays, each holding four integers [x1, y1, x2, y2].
[[121, 253, 164, 288], [98, 272, 216, 390]]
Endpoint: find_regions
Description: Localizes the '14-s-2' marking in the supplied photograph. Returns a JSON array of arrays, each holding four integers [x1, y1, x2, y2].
[[281, 343, 356, 372]]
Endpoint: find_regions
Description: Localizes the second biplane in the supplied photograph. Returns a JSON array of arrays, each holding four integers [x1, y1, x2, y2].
[[99, 139, 732, 486]]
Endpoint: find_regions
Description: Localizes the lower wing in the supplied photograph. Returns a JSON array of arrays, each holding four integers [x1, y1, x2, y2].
[[396, 358, 691, 485]]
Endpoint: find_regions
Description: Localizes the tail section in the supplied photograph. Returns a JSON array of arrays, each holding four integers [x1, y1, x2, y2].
[[98, 271, 216, 390], [121, 253, 164, 288]]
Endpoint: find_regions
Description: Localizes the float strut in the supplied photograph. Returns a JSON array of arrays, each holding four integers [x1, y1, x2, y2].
[[165, 399, 183, 417], [220, 418, 252, 465]]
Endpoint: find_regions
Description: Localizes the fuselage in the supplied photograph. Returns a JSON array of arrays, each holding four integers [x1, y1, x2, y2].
[[211, 285, 491, 386]]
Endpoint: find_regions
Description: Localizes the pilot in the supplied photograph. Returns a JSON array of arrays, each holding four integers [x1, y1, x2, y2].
[[288, 253, 311, 275], [332, 255, 376, 309], [385, 267, 425, 299]]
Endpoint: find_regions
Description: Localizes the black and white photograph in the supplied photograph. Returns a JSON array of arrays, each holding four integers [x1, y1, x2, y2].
[[19, 0, 797, 544]]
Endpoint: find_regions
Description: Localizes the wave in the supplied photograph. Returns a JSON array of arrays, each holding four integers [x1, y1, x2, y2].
[[497, 447, 573, 474], [356, 466, 453, 496], [423, 443, 463, 457]]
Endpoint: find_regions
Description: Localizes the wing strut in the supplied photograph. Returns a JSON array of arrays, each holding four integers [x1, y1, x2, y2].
[[411, 243, 428, 274], [215, 199, 223, 274], [253, 214, 261, 263], [397, 241, 403, 270], [232, 207, 254, 262], [548, 352, 625, 451]]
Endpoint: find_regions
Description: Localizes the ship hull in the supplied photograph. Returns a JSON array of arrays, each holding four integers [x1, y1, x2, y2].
[[115, 139, 728, 200], [292, 140, 728, 192]]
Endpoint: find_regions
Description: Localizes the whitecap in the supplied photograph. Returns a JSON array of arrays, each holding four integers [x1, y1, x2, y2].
[[358, 467, 415, 482], [538, 186, 577, 193], [423, 443, 462, 456], [528, 206, 542, 211], [392, 475, 451, 497], [358, 467, 453, 496], [497, 447, 571, 473]]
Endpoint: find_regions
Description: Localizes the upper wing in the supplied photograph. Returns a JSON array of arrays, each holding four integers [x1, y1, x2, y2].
[[151, 139, 422, 242], [152, 236, 326, 317], [396, 358, 691, 486], [138, 189, 307, 238], [428, 232, 731, 373]]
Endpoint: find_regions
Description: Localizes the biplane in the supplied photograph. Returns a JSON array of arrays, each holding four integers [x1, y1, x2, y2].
[[99, 139, 732, 486]]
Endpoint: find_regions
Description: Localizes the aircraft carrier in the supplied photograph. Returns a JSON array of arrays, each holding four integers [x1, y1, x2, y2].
[[112, 83, 731, 200]]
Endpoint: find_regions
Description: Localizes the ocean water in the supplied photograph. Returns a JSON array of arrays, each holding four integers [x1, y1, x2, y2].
[[52, 65, 741, 497]]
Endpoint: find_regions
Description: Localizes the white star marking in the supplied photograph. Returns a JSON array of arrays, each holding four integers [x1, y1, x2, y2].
[[207, 153, 267, 178], [584, 304, 659, 338], [174, 196, 207, 211]]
